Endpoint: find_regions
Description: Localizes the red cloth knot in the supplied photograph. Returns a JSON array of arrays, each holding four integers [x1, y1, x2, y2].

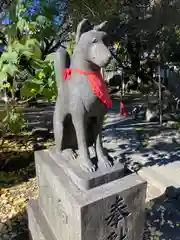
[[63, 68, 71, 80], [62, 68, 112, 108]]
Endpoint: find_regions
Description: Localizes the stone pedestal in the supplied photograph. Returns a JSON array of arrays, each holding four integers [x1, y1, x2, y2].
[[27, 148, 147, 240]]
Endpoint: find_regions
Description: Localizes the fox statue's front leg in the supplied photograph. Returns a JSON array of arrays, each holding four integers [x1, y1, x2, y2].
[[71, 104, 96, 172]]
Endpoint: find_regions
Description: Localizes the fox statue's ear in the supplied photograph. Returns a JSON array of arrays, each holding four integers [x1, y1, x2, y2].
[[75, 19, 92, 44], [93, 21, 108, 31]]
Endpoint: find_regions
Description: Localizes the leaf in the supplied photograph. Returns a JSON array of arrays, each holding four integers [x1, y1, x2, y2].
[[25, 38, 39, 48], [17, 17, 27, 33], [41, 87, 54, 100], [35, 70, 46, 79], [1, 51, 18, 64], [0, 82, 11, 89], [21, 50, 34, 59], [114, 42, 119, 50], [1, 64, 18, 76], [32, 45, 42, 59], [36, 15, 48, 25], [0, 72, 8, 84], [28, 22, 37, 31], [6, 25, 17, 38], [6, 110, 27, 133], [48, 77, 55, 87], [13, 196, 26, 205], [9, 112, 19, 122], [24, 39, 41, 59], [30, 77, 44, 84], [45, 53, 55, 62], [30, 59, 45, 70], [0, 188, 7, 196], [11, 41, 26, 53], [20, 81, 40, 98]]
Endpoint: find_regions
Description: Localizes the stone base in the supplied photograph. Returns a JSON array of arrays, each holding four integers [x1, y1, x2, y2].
[[28, 149, 147, 240], [28, 199, 56, 240], [48, 146, 125, 190]]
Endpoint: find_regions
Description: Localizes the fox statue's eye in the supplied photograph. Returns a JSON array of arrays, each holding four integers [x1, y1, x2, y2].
[[92, 38, 98, 43]]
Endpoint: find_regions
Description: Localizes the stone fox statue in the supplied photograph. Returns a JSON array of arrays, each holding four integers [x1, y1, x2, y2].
[[53, 19, 113, 172]]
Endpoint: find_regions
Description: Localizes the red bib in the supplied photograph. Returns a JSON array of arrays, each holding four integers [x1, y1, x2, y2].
[[63, 68, 112, 108]]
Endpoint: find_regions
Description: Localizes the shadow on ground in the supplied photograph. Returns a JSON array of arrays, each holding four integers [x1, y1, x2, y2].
[[0, 131, 54, 188], [105, 98, 180, 171], [0, 162, 36, 189], [0, 209, 29, 240], [144, 187, 180, 240]]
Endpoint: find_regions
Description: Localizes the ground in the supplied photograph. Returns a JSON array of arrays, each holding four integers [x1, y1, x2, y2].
[[145, 184, 180, 240], [0, 131, 54, 239], [0, 163, 37, 240], [1, 93, 180, 239]]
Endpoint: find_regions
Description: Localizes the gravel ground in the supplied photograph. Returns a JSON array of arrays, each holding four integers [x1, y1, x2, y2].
[[0, 163, 37, 240]]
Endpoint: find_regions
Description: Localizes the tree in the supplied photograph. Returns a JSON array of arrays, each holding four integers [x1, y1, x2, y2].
[[69, 0, 180, 90], [0, 0, 70, 102], [1, 0, 69, 56], [0, 0, 69, 145], [28, 0, 70, 56], [0, 0, 59, 102], [69, 0, 180, 125]]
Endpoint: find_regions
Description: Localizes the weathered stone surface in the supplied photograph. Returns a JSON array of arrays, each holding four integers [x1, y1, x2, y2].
[[48, 146, 125, 190], [28, 149, 147, 240], [28, 200, 57, 240]]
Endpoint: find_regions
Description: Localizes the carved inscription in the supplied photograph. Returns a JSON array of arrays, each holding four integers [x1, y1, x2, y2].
[[40, 182, 68, 225], [37, 162, 68, 226], [105, 196, 131, 240], [57, 199, 68, 224], [41, 186, 68, 224]]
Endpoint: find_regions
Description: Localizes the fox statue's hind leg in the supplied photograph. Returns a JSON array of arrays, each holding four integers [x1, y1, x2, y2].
[[53, 98, 64, 152], [94, 114, 113, 167]]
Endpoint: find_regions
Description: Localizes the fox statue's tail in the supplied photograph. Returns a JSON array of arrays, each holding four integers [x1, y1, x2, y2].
[[54, 47, 70, 90]]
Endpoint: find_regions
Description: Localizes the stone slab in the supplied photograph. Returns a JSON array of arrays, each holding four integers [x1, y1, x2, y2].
[[32, 149, 147, 240], [146, 183, 161, 202], [28, 199, 57, 240], [48, 145, 125, 190], [138, 166, 180, 194]]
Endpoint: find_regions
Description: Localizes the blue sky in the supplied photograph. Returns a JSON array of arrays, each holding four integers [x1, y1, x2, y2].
[[2, 15, 10, 24], [1, 0, 64, 25], [1, 0, 39, 24]]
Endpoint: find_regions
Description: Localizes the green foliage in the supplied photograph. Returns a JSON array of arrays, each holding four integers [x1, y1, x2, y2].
[[69, 0, 180, 93], [0, 0, 57, 102], [3, 108, 27, 134], [69, 0, 115, 26], [20, 53, 56, 101], [0, 0, 62, 139], [66, 34, 75, 56], [0, 106, 27, 148], [0, 37, 42, 86]]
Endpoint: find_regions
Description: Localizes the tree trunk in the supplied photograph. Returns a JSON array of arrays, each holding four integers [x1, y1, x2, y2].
[[158, 65, 163, 125]]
